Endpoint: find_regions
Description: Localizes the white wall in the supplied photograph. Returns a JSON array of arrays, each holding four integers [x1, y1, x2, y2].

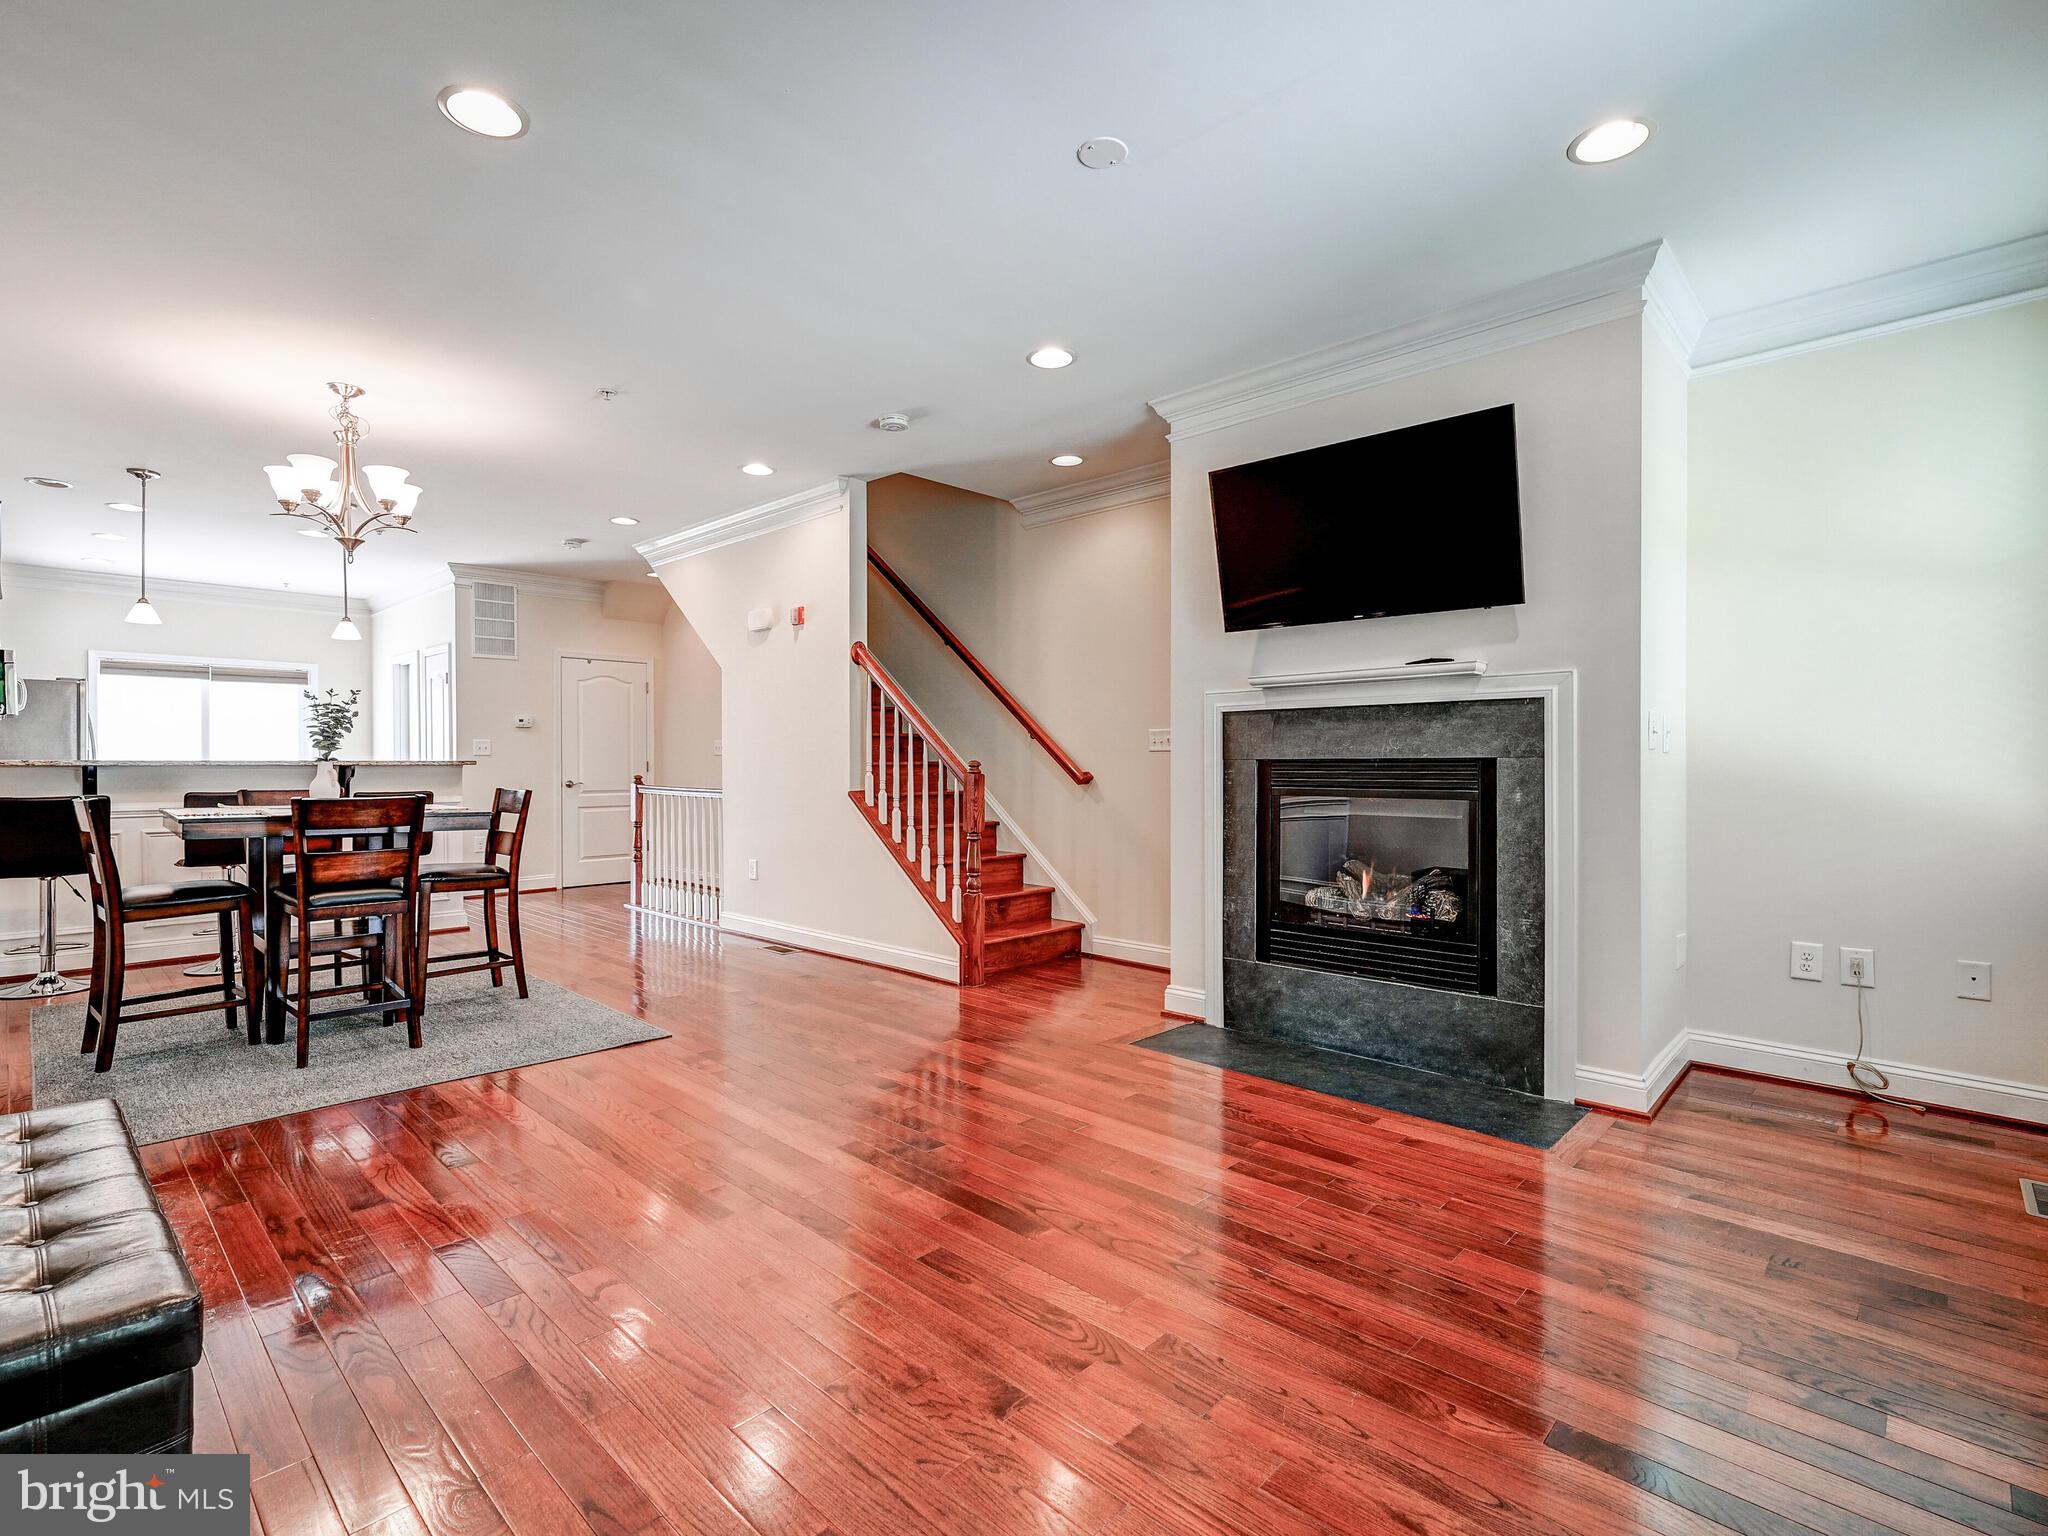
[[369, 583, 455, 757], [1167, 315, 1661, 1086], [449, 577, 691, 891], [1640, 323, 1690, 1076], [1687, 298, 2048, 1115], [655, 482, 957, 978], [865, 474, 1170, 962], [0, 568, 373, 756]]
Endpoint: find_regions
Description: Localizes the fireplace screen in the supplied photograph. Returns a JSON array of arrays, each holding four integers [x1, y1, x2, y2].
[[1257, 758, 1496, 994]]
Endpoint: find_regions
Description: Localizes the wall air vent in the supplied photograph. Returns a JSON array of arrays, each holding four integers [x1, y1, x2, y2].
[[472, 580, 517, 659]]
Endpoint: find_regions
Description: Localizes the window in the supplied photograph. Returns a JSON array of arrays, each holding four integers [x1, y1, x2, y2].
[[90, 654, 316, 761]]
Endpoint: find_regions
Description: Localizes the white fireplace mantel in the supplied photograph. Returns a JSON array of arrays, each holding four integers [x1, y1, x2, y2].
[[1201, 666, 1580, 1102]]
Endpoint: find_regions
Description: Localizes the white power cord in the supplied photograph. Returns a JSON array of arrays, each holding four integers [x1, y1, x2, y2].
[[1845, 958, 1926, 1113]]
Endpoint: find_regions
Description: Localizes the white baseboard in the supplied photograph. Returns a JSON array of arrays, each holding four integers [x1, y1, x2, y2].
[[1161, 984, 1209, 1020], [1574, 1028, 1691, 1115], [1686, 1030, 2048, 1127], [719, 910, 960, 984], [1087, 935, 1169, 969]]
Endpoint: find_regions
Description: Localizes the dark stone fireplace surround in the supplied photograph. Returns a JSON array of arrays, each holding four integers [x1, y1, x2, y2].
[[1222, 697, 1545, 1095]]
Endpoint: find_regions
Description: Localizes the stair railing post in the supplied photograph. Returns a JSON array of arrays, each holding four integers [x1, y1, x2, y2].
[[961, 761, 986, 986], [631, 774, 644, 910]]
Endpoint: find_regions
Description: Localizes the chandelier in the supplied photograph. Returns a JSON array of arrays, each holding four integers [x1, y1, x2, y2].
[[262, 382, 422, 556]]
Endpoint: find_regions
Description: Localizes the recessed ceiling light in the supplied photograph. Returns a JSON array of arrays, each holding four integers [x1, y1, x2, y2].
[[24, 476, 72, 489], [1049, 454, 1084, 467], [91, 531, 126, 542], [437, 85, 529, 140], [1027, 345, 1075, 370], [740, 462, 775, 476], [609, 515, 640, 526], [1566, 118, 1653, 165], [298, 527, 328, 539], [105, 501, 143, 512]]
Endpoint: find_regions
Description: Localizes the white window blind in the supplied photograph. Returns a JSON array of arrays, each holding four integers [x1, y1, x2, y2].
[[92, 656, 313, 761], [472, 581, 517, 658]]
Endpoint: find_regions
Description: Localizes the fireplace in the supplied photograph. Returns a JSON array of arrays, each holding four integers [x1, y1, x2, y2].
[[1258, 758, 1496, 994]]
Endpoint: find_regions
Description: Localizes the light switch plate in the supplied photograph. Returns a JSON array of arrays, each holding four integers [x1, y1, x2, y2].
[[1675, 932, 1687, 969], [472, 738, 491, 756], [1957, 960, 1992, 1001], [1647, 710, 1662, 751], [1840, 947, 1875, 988], [1148, 728, 1171, 753], [1789, 941, 1823, 981]]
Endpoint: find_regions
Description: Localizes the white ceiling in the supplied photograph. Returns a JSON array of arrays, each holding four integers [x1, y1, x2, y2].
[[4, 0, 2044, 602]]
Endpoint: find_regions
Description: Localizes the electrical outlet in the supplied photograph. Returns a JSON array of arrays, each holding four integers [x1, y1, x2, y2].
[[747, 858, 758, 880], [1840, 947, 1875, 988], [1789, 941, 1823, 981], [1148, 728, 1171, 753], [1675, 932, 1687, 969], [712, 739, 722, 756], [1957, 960, 1992, 1001]]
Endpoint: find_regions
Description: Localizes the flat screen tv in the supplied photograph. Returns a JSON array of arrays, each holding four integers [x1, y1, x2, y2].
[[1209, 403, 1524, 632]]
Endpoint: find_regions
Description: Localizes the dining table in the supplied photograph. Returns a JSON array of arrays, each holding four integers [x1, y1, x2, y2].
[[158, 802, 491, 1041]]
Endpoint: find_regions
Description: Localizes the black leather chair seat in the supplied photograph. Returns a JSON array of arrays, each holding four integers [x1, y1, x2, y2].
[[1, 1099, 201, 1452], [419, 864, 512, 885], [117, 878, 252, 909], [303, 883, 406, 910]]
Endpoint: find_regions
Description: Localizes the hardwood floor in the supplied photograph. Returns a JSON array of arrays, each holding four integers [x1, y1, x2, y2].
[[7, 886, 2048, 1536]]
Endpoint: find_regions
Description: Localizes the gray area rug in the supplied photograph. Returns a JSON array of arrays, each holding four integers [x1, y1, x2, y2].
[[32, 971, 668, 1145]]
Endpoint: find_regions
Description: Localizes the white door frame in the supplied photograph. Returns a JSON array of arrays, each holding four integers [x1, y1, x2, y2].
[[556, 650, 654, 888]]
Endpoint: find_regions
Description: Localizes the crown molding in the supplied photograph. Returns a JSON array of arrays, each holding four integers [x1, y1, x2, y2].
[[1642, 243, 1707, 366], [1012, 462, 1170, 528], [365, 574, 455, 616], [1692, 232, 2048, 373], [1149, 242, 1673, 440], [635, 478, 850, 567], [0, 561, 340, 615], [445, 563, 605, 602]]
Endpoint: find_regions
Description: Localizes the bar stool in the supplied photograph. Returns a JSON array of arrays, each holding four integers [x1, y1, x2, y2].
[[0, 796, 89, 1000], [418, 788, 531, 1000], [72, 795, 258, 1073], [270, 795, 426, 1069], [177, 790, 246, 978]]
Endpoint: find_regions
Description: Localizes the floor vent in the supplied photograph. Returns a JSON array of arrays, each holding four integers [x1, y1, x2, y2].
[[2023, 1180, 2048, 1219], [763, 945, 795, 954]]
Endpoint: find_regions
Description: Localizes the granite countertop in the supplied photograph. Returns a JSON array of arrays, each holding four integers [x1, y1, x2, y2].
[[0, 758, 478, 768]]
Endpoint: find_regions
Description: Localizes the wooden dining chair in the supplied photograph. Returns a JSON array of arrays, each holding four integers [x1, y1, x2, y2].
[[270, 794, 427, 1068], [72, 795, 259, 1073], [417, 788, 531, 1000], [176, 790, 245, 978]]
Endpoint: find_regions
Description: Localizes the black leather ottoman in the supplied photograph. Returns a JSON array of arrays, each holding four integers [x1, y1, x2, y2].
[[1, 1099, 202, 1452]]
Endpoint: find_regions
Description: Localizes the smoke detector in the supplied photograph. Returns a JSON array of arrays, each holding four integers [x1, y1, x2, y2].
[[874, 413, 912, 433], [1076, 137, 1129, 170], [561, 536, 589, 549]]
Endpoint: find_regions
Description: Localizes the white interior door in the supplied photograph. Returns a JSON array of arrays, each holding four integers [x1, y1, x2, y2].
[[560, 655, 650, 887]]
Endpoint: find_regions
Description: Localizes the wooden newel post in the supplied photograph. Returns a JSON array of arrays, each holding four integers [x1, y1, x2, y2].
[[630, 774, 644, 909], [961, 761, 987, 986]]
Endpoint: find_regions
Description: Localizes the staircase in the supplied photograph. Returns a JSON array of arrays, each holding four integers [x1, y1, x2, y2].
[[849, 642, 1083, 983]]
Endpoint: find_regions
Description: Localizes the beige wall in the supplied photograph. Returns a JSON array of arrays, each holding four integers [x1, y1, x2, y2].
[[1639, 322, 1690, 1074], [1688, 298, 2048, 1111], [656, 483, 956, 977], [866, 474, 1170, 961], [449, 577, 715, 890]]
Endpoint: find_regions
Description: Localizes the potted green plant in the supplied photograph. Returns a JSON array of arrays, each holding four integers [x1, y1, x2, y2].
[[303, 687, 361, 797]]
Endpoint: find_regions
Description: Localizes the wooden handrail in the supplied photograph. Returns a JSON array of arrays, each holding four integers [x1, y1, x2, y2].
[[866, 547, 1094, 785], [850, 641, 969, 777]]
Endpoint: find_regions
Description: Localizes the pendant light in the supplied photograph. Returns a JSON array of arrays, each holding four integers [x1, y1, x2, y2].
[[331, 543, 361, 641], [124, 468, 162, 625]]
